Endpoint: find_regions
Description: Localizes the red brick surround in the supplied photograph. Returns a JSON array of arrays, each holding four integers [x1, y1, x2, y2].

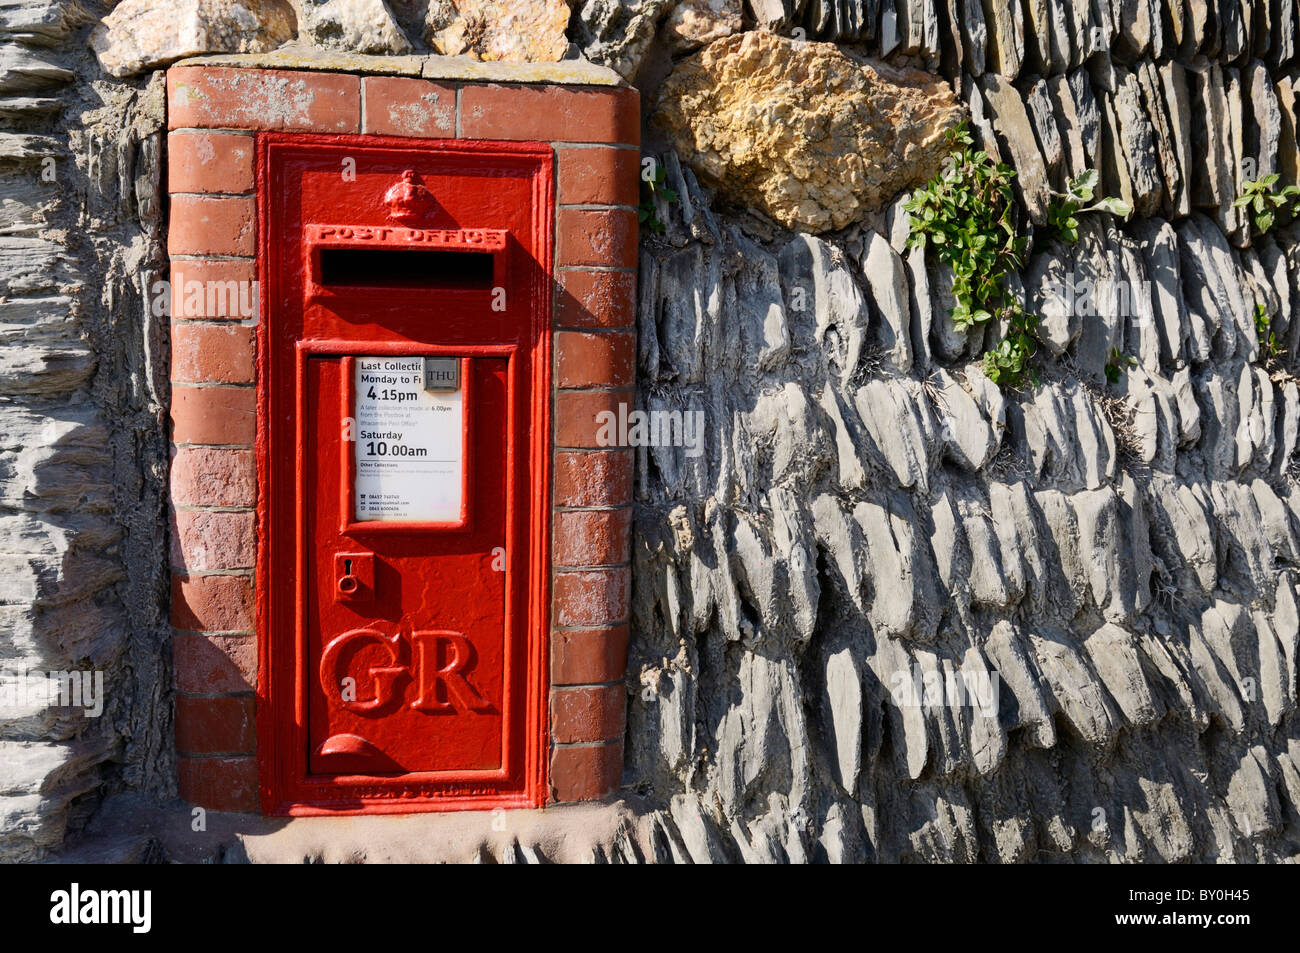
[[165, 66, 638, 812]]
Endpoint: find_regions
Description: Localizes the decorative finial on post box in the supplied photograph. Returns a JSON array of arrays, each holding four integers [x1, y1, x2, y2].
[[384, 170, 436, 224]]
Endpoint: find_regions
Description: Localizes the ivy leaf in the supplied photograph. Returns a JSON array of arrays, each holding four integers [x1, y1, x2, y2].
[[1090, 197, 1133, 219], [1071, 169, 1099, 194]]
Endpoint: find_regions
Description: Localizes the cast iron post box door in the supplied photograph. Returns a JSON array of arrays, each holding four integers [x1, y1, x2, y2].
[[258, 136, 552, 813]]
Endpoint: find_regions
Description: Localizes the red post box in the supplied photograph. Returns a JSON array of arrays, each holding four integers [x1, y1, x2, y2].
[[166, 67, 638, 816], [257, 137, 553, 811]]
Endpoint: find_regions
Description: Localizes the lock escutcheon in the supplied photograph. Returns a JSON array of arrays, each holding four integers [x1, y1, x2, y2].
[[334, 552, 375, 603]]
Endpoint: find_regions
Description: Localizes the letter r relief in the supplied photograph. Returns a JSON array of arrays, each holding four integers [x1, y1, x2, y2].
[[410, 632, 494, 713]]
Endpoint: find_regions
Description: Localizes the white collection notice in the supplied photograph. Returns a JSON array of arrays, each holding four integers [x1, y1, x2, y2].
[[354, 356, 464, 522]]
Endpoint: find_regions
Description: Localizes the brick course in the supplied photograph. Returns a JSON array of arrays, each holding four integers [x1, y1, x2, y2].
[[551, 684, 626, 745], [551, 626, 630, 686], [553, 450, 633, 507], [168, 67, 360, 133], [177, 756, 259, 813], [167, 195, 256, 257], [549, 743, 622, 802], [167, 131, 255, 194], [171, 323, 256, 385], [173, 633, 258, 693], [556, 208, 639, 267], [554, 568, 632, 628], [171, 573, 256, 632], [170, 385, 256, 446], [553, 508, 632, 567], [555, 269, 637, 329], [175, 695, 256, 755], [557, 146, 640, 206], [556, 330, 635, 389], [170, 448, 256, 507], [362, 76, 456, 137]]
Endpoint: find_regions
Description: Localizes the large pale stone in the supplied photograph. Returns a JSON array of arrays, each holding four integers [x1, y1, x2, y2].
[[301, 0, 412, 54], [664, 0, 741, 53], [90, 0, 295, 77], [425, 0, 569, 62], [652, 32, 963, 233]]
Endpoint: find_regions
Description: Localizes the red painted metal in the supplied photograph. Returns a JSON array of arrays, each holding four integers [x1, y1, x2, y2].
[[255, 134, 553, 814]]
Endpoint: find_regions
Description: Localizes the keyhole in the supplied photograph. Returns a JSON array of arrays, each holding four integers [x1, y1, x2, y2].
[[338, 557, 359, 595]]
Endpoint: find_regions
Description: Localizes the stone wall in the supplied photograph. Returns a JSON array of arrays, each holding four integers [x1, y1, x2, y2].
[[0, 0, 1298, 862], [0, 2, 172, 862], [627, 2, 1300, 862]]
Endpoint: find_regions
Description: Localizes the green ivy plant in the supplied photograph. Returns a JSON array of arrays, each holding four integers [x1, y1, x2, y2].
[[907, 124, 1137, 389], [1255, 303, 1282, 361], [981, 308, 1041, 387], [905, 123, 1039, 387], [905, 124, 1024, 327], [1104, 346, 1137, 383], [1045, 170, 1133, 244], [638, 161, 678, 234], [1234, 175, 1300, 234]]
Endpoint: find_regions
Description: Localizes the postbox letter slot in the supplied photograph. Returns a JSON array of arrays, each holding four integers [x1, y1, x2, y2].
[[319, 247, 495, 290]]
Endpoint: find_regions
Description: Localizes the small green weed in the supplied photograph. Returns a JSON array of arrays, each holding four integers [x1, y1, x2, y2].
[[639, 161, 678, 234]]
